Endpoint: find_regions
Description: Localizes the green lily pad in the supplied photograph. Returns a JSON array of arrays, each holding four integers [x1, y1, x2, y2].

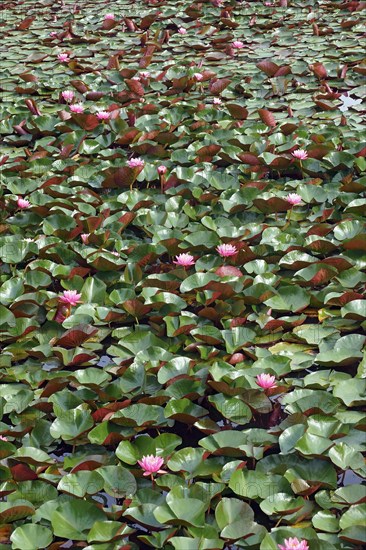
[[154, 487, 207, 527], [51, 500, 106, 541], [10, 524, 53, 550], [215, 497, 262, 540]]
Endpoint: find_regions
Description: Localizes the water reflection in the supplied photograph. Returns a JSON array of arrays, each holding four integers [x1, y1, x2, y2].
[[92, 491, 117, 508], [339, 94, 362, 112], [97, 354, 112, 367], [338, 469, 365, 487]]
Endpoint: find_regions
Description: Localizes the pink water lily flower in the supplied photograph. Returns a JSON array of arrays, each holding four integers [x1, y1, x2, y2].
[[104, 13, 115, 20], [81, 233, 90, 244], [173, 253, 195, 267], [0, 435, 8, 441], [216, 244, 237, 257], [96, 111, 111, 120], [157, 165, 167, 175], [229, 353, 245, 365], [138, 455, 167, 476], [127, 157, 145, 169], [62, 90, 74, 102], [278, 537, 309, 550], [58, 290, 82, 306], [70, 103, 84, 113], [17, 197, 31, 209], [256, 373, 277, 390], [140, 71, 150, 79], [178, 27, 187, 34], [232, 40, 244, 49], [58, 53, 70, 62], [292, 149, 308, 160], [193, 72, 203, 81], [286, 193, 302, 206], [213, 97, 222, 105]]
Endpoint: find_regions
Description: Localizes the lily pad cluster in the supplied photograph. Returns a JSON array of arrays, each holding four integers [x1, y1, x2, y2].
[[0, 0, 365, 548]]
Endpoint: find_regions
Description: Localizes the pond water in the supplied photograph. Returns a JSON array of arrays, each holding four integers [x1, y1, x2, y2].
[[339, 94, 363, 112]]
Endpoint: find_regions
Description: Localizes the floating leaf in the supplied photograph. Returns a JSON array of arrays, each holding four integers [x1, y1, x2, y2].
[[10, 524, 53, 550], [51, 500, 106, 541], [215, 497, 263, 540]]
